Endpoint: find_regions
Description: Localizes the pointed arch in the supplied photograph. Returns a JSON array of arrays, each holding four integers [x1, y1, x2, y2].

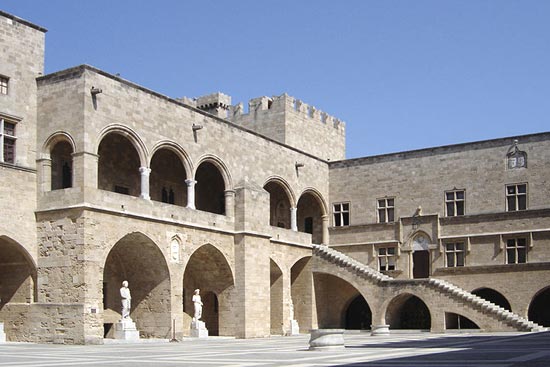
[[41, 131, 77, 156], [263, 176, 297, 207], [194, 155, 232, 215], [183, 243, 235, 336], [312, 271, 371, 329], [194, 154, 233, 190], [297, 187, 328, 216], [296, 188, 328, 244], [264, 177, 296, 229], [96, 124, 148, 167], [150, 140, 193, 175], [102, 232, 171, 338], [385, 292, 431, 330], [528, 286, 550, 327], [0, 235, 38, 309], [150, 141, 191, 206]]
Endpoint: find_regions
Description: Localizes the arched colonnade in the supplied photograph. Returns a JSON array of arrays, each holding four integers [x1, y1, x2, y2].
[[39, 127, 329, 243]]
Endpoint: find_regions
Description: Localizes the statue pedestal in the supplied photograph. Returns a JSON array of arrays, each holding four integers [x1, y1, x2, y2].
[[0, 322, 6, 343], [289, 319, 300, 335], [113, 318, 140, 341], [190, 320, 208, 338]]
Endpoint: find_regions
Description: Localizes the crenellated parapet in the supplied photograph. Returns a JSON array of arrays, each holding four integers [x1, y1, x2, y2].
[[180, 92, 346, 161], [229, 94, 345, 133]]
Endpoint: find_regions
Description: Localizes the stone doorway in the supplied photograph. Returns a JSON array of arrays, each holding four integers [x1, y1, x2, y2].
[[413, 250, 430, 278]]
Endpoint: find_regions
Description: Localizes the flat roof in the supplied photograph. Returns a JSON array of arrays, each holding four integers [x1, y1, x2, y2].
[[0, 10, 47, 32]]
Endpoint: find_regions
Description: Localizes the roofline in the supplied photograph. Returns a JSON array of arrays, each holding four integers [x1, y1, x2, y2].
[[330, 131, 550, 167], [0, 10, 47, 32], [37, 64, 330, 164]]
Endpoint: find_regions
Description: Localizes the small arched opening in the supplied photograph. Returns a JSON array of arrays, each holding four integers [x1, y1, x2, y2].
[[150, 148, 188, 206], [386, 293, 431, 330], [264, 181, 292, 229], [297, 191, 325, 244], [528, 287, 550, 327], [445, 312, 479, 330], [345, 294, 372, 330], [195, 162, 226, 214], [50, 140, 73, 190], [472, 288, 512, 311], [98, 133, 141, 197]]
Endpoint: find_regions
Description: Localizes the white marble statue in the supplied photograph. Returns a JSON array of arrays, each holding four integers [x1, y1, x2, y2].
[[120, 280, 132, 319], [192, 289, 203, 321]]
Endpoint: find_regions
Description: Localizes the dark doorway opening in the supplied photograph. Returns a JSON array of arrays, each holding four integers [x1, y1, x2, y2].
[[528, 287, 550, 327], [472, 288, 512, 311], [413, 250, 430, 278], [345, 295, 372, 330]]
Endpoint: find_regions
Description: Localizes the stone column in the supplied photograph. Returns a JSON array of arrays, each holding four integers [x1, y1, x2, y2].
[[224, 190, 235, 218], [139, 167, 151, 200], [37, 157, 52, 193], [290, 207, 298, 231], [185, 179, 196, 209], [321, 215, 329, 245]]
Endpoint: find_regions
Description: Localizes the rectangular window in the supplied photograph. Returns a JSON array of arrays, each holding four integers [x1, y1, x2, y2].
[[445, 190, 465, 216], [0, 76, 8, 95], [506, 238, 527, 264], [445, 242, 465, 267], [378, 247, 396, 271], [0, 118, 16, 164], [506, 183, 527, 211], [333, 203, 350, 226], [377, 198, 395, 223]]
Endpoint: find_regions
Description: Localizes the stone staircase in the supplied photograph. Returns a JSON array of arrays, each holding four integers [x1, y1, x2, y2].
[[312, 244, 547, 332], [312, 244, 393, 283], [427, 278, 546, 332]]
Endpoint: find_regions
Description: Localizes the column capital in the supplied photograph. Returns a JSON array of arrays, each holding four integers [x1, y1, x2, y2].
[[139, 166, 151, 175], [185, 179, 197, 186]]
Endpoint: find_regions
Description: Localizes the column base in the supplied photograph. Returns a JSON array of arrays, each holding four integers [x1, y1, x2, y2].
[[190, 320, 208, 338], [113, 319, 140, 340], [288, 319, 300, 335], [308, 329, 345, 350], [371, 324, 390, 336], [0, 323, 6, 342]]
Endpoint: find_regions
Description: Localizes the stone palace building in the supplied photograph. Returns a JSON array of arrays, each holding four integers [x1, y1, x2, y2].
[[1, 10, 549, 344]]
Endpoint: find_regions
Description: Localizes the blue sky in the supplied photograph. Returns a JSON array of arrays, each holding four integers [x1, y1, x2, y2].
[[4, 0, 549, 159]]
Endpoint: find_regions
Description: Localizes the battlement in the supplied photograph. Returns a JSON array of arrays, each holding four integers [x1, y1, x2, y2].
[[229, 94, 345, 132], [179, 92, 346, 160]]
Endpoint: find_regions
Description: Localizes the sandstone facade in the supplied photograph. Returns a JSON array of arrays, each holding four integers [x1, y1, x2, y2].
[[0, 10, 549, 344]]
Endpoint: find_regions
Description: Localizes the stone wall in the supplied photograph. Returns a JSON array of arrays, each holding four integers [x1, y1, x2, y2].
[[0, 11, 45, 169], [329, 133, 550, 225]]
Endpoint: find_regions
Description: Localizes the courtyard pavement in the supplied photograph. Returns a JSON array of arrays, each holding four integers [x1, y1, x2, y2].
[[1, 331, 549, 367]]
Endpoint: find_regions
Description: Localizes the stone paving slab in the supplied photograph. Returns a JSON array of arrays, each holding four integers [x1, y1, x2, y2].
[[0, 331, 549, 366]]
